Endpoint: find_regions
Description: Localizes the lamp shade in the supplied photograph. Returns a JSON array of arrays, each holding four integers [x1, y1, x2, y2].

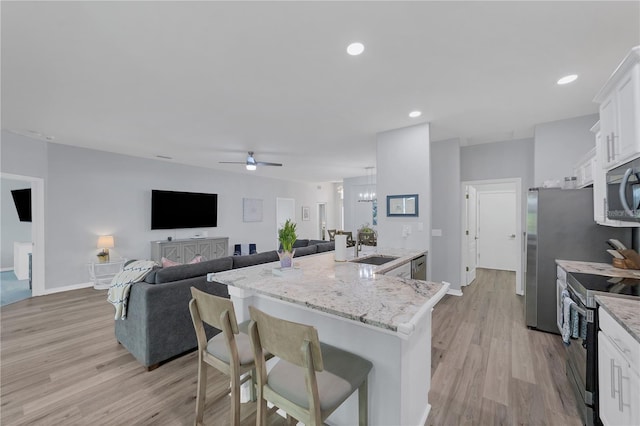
[[97, 235, 115, 249]]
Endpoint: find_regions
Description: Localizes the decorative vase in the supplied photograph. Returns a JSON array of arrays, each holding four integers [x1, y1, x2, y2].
[[278, 249, 295, 268]]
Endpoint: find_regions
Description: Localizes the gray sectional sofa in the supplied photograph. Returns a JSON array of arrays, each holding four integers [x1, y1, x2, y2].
[[115, 239, 334, 369]]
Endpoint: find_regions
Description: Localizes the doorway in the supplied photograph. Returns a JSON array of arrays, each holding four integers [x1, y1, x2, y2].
[[1, 172, 45, 298], [461, 178, 523, 295], [317, 203, 327, 240]]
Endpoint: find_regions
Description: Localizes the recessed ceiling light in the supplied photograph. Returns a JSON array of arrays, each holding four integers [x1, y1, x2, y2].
[[557, 74, 578, 85], [347, 42, 365, 56], [409, 111, 422, 118]]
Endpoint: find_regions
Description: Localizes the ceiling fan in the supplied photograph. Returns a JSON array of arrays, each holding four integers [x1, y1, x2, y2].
[[219, 151, 283, 171]]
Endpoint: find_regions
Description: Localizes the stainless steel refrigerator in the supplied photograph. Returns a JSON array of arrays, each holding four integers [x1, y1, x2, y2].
[[525, 188, 631, 333]]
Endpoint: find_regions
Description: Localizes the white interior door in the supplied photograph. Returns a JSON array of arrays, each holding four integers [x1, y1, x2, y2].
[[477, 191, 517, 271], [276, 197, 295, 248], [317, 203, 327, 240], [466, 186, 478, 284]]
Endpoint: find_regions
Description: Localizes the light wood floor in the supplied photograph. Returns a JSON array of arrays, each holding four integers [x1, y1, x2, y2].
[[427, 268, 582, 426], [1, 269, 583, 425]]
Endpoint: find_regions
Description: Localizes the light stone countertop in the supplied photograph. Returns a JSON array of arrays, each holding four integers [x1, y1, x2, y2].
[[556, 259, 640, 279], [595, 294, 640, 343], [208, 248, 448, 334]]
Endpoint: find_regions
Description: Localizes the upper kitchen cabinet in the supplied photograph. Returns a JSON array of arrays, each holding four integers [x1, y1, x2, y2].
[[594, 46, 640, 170], [591, 121, 639, 227], [573, 147, 596, 188]]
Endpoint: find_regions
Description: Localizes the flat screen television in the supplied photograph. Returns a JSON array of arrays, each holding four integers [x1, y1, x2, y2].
[[11, 188, 32, 222], [151, 190, 218, 230]]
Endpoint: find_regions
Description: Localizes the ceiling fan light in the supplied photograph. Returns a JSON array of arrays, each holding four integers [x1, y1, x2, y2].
[[246, 164, 257, 171]]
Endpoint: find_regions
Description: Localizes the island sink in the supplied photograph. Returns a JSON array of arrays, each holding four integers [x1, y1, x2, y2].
[[350, 255, 399, 265]]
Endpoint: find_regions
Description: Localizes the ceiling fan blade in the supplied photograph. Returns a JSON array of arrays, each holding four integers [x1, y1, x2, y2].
[[218, 161, 247, 164], [256, 162, 283, 167]]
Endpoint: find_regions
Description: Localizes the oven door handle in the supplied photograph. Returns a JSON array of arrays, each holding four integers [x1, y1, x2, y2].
[[572, 303, 587, 318], [619, 167, 635, 217]]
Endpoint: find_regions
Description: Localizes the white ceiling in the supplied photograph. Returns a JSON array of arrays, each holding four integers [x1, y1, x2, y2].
[[2, 1, 639, 183]]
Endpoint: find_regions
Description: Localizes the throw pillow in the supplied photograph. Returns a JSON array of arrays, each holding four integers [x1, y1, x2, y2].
[[161, 257, 182, 268], [188, 255, 203, 264]]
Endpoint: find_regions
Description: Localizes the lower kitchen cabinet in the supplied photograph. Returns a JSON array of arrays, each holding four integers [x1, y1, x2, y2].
[[598, 308, 640, 426]]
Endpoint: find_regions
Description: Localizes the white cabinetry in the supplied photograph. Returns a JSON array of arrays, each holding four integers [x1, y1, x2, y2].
[[13, 242, 32, 280], [594, 46, 640, 170], [573, 147, 596, 188], [598, 307, 640, 426], [150, 237, 228, 264], [592, 123, 640, 227]]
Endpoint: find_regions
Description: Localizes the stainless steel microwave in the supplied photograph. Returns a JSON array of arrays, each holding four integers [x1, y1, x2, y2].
[[606, 156, 640, 222]]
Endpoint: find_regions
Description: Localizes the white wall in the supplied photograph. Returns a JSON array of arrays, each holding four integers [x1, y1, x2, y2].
[[534, 113, 599, 186], [1, 178, 32, 269], [430, 138, 461, 291], [376, 124, 431, 274], [1, 130, 337, 291]]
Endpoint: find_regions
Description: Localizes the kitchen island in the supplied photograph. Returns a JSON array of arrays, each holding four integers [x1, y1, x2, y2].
[[207, 248, 448, 425]]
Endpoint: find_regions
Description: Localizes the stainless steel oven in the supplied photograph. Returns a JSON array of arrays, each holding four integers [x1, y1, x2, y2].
[[564, 276, 596, 426], [565, 272, 640, 426], [606, 156, 640, 222]]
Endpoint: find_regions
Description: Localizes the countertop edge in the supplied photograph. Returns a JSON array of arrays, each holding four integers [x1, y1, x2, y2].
[[595, 294, 640, 344]]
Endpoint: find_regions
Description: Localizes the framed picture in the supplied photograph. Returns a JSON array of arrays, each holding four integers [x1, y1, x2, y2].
[[243, 198, 263, 222], [387, 194, 419, 217], [302, 206, 310, 221]]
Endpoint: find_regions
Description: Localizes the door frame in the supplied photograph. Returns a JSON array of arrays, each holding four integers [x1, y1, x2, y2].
[[316, 202, 327, 240], [1, 172, 45, 297], [460, 178, 523, 295]]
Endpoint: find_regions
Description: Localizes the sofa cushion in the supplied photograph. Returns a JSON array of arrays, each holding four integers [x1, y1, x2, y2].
[[232, 250, 279, 269], [315, 242, 335, 253], [308, 239, 326, 246], [292, 239, 309, 248], [154, 256, 233, 284], [294, 245, 317, 257]]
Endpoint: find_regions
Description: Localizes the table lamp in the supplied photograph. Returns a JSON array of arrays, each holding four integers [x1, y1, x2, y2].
[[97, 235, 114, 263]]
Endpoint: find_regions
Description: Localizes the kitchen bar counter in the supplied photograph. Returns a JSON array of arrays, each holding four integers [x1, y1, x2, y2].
[[595, 294, 640, 343], [208, 248, 445, 334], [556, 259, 640, 279], [207, 248, 448, 425]]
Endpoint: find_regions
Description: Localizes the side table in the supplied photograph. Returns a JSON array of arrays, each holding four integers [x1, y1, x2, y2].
[[88, 259, 126, 290]]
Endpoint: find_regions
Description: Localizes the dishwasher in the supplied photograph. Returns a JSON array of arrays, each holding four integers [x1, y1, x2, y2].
[[411, 254, 427, 280]]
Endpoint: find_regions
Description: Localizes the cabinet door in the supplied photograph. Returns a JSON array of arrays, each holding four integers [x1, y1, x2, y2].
[[182, 242, 200, 262], [598, 332, 640, 426], [600, 95, 618, 169], [160, 243, 181, 262], [615, 64, 640, 164], [212, 239, 228, 259], [196, 241, 213, 260]]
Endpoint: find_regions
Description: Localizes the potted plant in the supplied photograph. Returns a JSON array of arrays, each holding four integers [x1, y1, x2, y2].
[[278, 219, 297, 268], [358, 222, 377, 246]]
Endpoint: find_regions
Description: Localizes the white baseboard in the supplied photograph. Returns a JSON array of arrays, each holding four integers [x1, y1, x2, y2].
[[0, 267, 15, 272], [40, 282, 93, 296], [447, 288, 463, 297]]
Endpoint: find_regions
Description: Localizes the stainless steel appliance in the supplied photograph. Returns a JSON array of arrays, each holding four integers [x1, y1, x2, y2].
[[411, 255, 426, 280], [525, 188, 630, 333], [564, 272, 640, 426], [606, 156, 640, 222]]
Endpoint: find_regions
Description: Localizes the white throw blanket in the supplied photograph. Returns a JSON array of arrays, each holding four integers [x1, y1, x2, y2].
[[107, 260, 157, 320]]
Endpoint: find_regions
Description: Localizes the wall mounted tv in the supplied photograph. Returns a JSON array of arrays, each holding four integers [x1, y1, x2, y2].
[[11, 188, 32, 222], [151, 190, 218, 230]]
